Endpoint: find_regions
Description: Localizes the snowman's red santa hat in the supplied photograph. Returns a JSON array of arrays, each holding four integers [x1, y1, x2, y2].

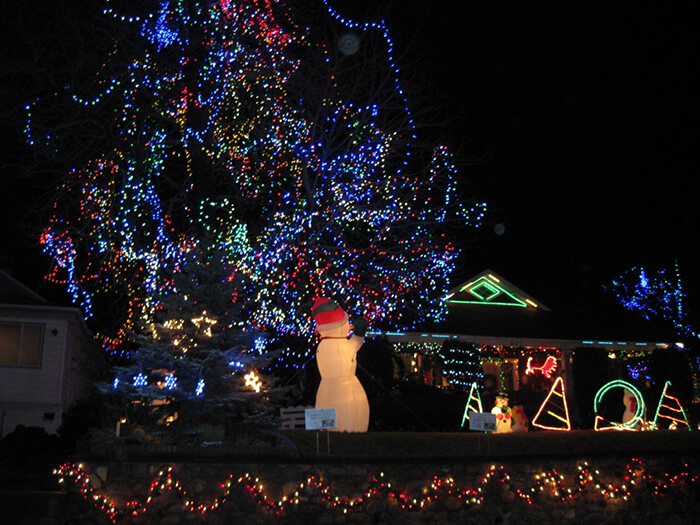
[[312, 297, 348, 327]]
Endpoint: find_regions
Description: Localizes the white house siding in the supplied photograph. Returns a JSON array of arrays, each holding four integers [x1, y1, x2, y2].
[[0, 318, 66, 404], [0, 305, 95, 438], [0, 402, 63, 437], [60, 321, 92, 410]]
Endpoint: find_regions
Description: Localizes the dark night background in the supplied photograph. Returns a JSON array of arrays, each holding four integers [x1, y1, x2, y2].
[[1, 1, 699, 326], [397, 2, 700, 314]]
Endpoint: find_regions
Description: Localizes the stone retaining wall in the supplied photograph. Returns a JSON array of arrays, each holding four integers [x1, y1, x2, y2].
[[57, 454, 700, 524]]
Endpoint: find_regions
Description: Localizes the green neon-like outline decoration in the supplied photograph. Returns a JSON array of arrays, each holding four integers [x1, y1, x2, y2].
[[652, 381, 691, 431], [460, 382, 484, 428], [468, 281, 501, 301], [448, 276, 528, 307], [593, 379, 645, 431]]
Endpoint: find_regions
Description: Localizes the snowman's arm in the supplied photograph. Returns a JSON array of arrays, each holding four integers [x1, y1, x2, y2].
[[348, 334, 364, 352]]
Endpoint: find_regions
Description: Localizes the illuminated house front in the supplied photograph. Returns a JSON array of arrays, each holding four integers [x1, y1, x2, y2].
[[372, 269, 686, 429]]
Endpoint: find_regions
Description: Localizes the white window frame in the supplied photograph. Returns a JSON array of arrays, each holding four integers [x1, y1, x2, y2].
[[0, 323, 45, 368]]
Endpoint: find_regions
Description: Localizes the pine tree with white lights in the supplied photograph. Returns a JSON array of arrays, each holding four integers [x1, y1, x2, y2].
[[103, 242, 281, 430]]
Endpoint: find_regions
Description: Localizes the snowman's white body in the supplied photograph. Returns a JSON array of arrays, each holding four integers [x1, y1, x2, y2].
[[315, 321, 369, 432], [622, 388, 644, 429]]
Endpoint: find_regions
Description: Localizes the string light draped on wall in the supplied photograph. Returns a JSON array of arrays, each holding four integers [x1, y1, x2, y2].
[[26, 0, 486, 354]]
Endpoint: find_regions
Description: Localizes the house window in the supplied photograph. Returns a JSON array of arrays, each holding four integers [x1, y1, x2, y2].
[[0, 323, 44, 367]]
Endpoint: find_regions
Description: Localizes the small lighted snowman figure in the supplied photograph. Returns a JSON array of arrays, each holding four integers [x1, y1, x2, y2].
[[491, 391, 513, 433]]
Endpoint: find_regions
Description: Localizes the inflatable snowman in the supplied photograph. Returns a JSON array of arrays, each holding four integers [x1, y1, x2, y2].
[[312, 297, 370, 432]]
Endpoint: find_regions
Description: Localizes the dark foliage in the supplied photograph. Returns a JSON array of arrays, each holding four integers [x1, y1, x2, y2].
[[369, 382, 464, 432], [357, 336, 397, 398], [57, 395, 109, 452], [571, 347, 613, 429]]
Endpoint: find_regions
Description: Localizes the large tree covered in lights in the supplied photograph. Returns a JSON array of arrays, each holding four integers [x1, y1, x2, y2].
[[27, 0, 486, 355]]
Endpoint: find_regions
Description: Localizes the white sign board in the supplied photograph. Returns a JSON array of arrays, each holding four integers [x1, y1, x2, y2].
[[305, 408, 337, 430], [468, 411, 497, 432]]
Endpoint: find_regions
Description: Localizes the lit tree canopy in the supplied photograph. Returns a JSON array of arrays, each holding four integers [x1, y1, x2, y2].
[[608, 262, 698, 340], [27, 0, 486, 352]]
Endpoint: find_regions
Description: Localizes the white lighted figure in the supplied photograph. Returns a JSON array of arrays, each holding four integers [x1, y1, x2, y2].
[[511, 404, 529, 432], [491, 391, 513, 433], [622, 388, 645, 430], [312, 297, 369, 432]]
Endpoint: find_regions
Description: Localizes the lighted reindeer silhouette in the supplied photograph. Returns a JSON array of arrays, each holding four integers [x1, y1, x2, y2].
[[525, 356, 558, 379]]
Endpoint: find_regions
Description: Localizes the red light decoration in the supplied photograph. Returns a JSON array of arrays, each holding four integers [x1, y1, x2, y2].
[[53, 458, 699, 521], [525, 355, 558, 378], [531, 377, 572, 431], [652, 381, 691, 431]]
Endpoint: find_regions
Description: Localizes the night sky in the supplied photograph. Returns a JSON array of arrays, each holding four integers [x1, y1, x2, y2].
[[1, 1, 699, 316], [394, 2, 700, 311]]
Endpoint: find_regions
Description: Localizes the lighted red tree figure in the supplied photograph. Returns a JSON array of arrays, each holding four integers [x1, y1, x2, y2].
[[531, 377, 571, 431]]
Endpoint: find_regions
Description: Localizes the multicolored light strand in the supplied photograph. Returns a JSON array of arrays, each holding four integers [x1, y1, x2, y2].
[[53, 458, 700, 522]]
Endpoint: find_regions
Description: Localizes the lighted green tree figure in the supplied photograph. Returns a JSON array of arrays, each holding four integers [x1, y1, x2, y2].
[[460, 382, 483, 428], [652, 381, 690, 431], [27, 0, 485, 357]]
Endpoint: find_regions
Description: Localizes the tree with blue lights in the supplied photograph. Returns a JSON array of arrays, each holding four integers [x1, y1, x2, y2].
[[609, 262, 700, 403], [103, 241, 283, 429], [609, 262, 697, 340], [26, 0, 485, 360]]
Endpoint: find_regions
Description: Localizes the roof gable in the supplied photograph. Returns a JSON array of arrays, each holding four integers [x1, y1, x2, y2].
[[0, 270, 47, 305], [445, 269, 550, 312]]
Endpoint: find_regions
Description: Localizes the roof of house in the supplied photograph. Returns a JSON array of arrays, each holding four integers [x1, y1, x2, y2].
[[0, 269, 47, 305], [380, 268, 680, 351], [0, 270, 93, 335]]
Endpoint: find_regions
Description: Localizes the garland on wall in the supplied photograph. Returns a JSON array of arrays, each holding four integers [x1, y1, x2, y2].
[[397, 341, 563, 392], [54, 458, 699, 523]]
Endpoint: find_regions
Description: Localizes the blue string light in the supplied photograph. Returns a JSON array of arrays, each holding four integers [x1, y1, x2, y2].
[[609, 261, 698, 339]]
